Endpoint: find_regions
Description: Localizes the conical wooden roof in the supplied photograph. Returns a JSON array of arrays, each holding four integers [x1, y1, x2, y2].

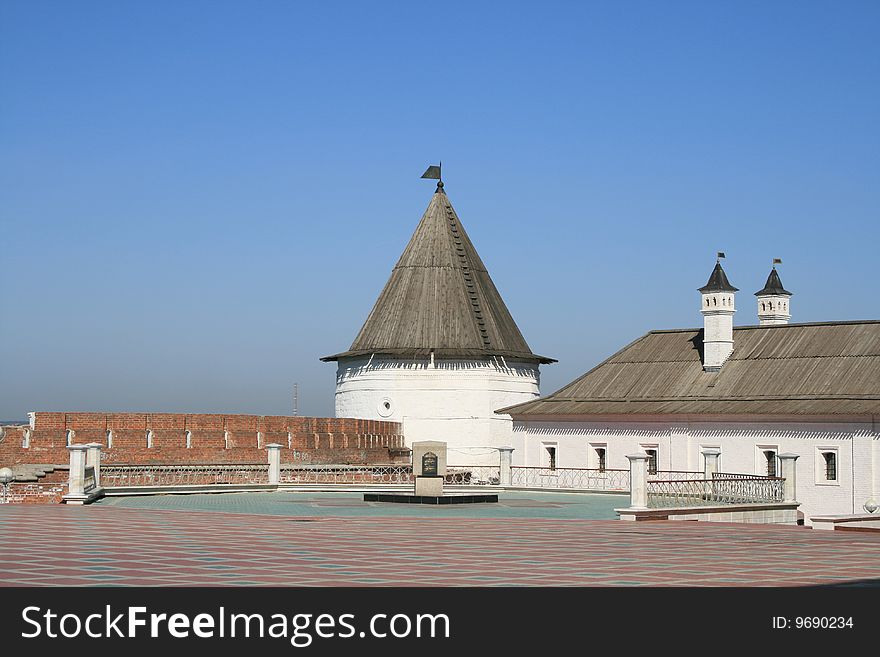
[[322, 184, 554, 363]]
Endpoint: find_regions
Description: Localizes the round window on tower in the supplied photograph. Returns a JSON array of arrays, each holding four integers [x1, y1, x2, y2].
[[377, 397, 394, 418]]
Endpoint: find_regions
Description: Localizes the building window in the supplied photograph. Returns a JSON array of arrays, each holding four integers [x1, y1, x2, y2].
[[544, 445, 557, 471], [106, 430, 113, 449], [764, 450, 777, 477], [596, 447, 606, 473], [146, 430, 154, 448], [22, 429, 31, 449], [823, 452, 837, 481], [66, 430, 74, 447], [185, 430, 192, 449], [644, 448, 658, 475]]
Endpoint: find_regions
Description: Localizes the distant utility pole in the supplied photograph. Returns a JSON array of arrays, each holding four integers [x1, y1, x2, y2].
[[293, 383, 299, 417]]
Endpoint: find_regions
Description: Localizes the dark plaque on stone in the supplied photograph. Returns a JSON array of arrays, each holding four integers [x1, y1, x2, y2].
[[422, 452, 438, 476]]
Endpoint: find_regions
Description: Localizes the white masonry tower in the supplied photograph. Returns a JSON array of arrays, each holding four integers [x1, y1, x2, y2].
[[699, 255, 737, 371], [755, 261, 792, 325], [322, 171, 555, 465]]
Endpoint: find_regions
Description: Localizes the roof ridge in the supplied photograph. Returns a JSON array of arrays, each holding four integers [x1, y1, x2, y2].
[[648, 319, 880, 334]]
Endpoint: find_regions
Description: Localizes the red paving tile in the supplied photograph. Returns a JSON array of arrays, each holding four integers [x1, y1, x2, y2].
[[1, 505, 880, 586]]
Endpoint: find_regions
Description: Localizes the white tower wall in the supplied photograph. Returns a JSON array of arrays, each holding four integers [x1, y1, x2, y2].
[[335, 355, 539, 465], [757, 294, 791, 325]]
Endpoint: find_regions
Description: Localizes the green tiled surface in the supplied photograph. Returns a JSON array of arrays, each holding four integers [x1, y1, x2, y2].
[[94, 490, 624, 520]]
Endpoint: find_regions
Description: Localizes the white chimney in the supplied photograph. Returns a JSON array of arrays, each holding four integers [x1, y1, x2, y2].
[[699, 256, 737, 371], [755, 261, 792, 325]]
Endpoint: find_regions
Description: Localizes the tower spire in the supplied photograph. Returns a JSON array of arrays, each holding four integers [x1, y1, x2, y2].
[[322, 177, 554, 364]]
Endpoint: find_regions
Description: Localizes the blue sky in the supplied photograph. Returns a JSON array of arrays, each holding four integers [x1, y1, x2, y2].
[[1, 1, 878, 420]]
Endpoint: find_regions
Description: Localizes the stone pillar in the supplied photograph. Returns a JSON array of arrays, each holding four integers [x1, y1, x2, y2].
[[701, 448, 721, 501], [499, 447, 514, 486], [66, 445, 89, 498], [85, 443, 102, 487], [626, 453, 650, 510], [778, 453, 799, 503], [702, 448, 721, 478], [267, 443, 282, 486]]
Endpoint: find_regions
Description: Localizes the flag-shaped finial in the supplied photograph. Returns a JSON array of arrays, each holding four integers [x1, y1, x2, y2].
[[421, 163, 443, 192], [773, 258, 782, 266], [421, 164, 441, 180], [717, 251, 726, 261]]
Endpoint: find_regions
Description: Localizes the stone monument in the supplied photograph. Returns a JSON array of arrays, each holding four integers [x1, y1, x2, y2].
[[412, 440, 446, 497], [363, 439, 498, 504]]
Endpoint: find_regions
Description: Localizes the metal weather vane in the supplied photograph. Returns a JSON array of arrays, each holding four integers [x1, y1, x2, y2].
[[421, 162, 443, 190]]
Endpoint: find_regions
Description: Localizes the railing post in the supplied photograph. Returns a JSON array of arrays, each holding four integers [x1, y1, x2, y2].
[[778, 453, 799, 503], [85, 442, 102, 487], [626, 454, 650, 510], [702, 448, 721, 478], [701, 448, 721, 502], [64, 444, 89, 502], [499, 447, 514, 486], [267, 443, 282, 485]]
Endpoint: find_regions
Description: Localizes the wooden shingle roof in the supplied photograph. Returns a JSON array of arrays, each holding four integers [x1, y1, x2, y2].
[[322, 185, 554, 364], [500, 320, 880, 417]]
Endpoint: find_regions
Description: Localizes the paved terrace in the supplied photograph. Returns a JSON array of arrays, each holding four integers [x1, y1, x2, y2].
[[2, 493, 880, 586]]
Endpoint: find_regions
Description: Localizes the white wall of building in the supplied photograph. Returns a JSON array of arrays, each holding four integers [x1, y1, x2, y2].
[[335, 355, 539, 465], [514, 416, 879, 524]]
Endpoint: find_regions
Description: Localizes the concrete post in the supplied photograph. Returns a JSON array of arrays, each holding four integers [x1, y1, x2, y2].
[[85, 443, 102, 487], [267, 443, 282, 485], [778, 453, 799, 503], [626, 453, 650, 510], [702, 448, 721, 478], [701, 448, 721, 500], [498, 447, 514, 486], [67, 445, 88, 497]]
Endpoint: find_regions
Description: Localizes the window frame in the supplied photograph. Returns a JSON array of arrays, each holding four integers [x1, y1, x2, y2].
[[815, 447, 840, 486], [589, 443, 607, 472], [641, 445, 659, 475]]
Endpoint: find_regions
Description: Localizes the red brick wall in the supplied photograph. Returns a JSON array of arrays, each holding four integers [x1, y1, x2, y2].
[[0, 413, 407, 466], [1, 470, 69, 505]]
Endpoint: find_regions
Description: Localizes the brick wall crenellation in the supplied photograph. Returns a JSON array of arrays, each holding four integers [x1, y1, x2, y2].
[[0, 413, 407, 466]]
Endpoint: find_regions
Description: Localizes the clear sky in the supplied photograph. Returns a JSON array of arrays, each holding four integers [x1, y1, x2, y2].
[[1, 1, 878, 421]]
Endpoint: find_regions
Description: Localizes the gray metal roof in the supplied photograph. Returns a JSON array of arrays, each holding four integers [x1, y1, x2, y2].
[[499, 320, 880, 417], [322, 186, 554, 364]]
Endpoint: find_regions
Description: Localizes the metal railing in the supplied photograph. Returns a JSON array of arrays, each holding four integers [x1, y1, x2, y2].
[[510, 467, 630, 491], [280, 465, 413, 485], [101, 464, 270, 487], [646, 473, 785, 508], [646, 470, 704, 481], [98, 463, 785, 508], [279, 465, 501, 486], [83, 466, 96, 493], [446, 466, 500, 485]]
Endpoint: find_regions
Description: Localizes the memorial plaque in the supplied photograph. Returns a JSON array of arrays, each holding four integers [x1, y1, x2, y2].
[[422, 452, 438, 476]]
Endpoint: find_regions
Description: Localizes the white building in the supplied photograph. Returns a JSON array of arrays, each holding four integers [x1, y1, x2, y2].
[[501, 260, 880, 524], [322, 179, 554, 465]]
